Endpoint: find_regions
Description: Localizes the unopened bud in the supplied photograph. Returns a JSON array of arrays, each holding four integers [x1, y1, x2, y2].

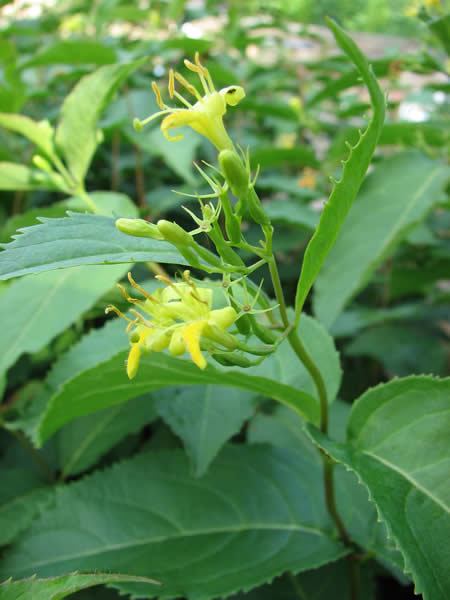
[[157, 220, 194, 247], [213, 352, 255, 368], [219, 150, 249, 198], [116, 218, 165, 240], [249, 315, 278, 344]]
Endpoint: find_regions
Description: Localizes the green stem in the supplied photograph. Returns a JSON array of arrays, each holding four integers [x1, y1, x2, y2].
[[268, 256, 358, 599], [77, 188, 98, 213]]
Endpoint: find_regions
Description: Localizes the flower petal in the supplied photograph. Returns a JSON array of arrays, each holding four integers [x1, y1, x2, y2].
[[182, 320, 207, 369], [127, 343, 141, 380]]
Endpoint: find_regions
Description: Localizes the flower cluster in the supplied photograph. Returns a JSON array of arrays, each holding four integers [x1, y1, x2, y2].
[[106, 272, 238, 379]]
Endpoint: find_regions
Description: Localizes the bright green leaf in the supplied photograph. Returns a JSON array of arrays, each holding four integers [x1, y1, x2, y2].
[[294, 19, 385, 321], [307, 376, 450, 600], [0, 264, 127, 374], [314, 152, 449, 327], [0, 162, 64, 191], [0, 113, 55, 159], [0, 213, 187, 281], [20, 39, 116, 69], [55, 59, 146, 184], [0, 573, 158, 600], [0, 446, 347, 599]]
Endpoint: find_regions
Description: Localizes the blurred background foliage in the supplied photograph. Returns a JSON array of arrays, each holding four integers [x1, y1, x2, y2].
[[0, 1, 448, 599]]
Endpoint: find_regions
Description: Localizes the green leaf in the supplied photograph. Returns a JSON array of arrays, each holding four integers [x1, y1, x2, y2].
[[66, 191, 139, 217], [0, 446, 347, 599], [294, 19, 385, 321], [0, 113, 55, 159], [307, 376, 450, 600], [37, 352, 318, 444], [156, 386, 255, 476], [0, 264, 127, 375], [264, 199, 319, 231], [55, 59, 146, 184], [251, 146, 318, 170], [55, 394, 158, 478], [314, 152, 449, 327], [230, 559, 376, 600], [20, 39, 117, 69], [36, 314, 339, 443], [0, 213, 187, 281], [249, 404, 404, 573], [0, 162, 63, 191], [0, 573, 158, 600], [0, 467, 53, 546]]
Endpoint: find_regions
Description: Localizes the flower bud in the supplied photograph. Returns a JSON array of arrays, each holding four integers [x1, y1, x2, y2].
[[157, 220, 194, 247], [249, 315, 278, 344], [219, 150, 249, 199], [213, 352, 255, 368], [116, 218, 165, 240]]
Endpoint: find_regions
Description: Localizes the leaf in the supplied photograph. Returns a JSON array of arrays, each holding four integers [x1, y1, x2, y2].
[[264, 199, 319, 230], [314, 152, 449, 327], [229, 559, 376, 600], [20, 39, 117, 68], [130, 127, 200, 184], [156, 386, 255, 476], [0, 264, 127, 375], [37, 352, 318, 444], [0, 467, 53, 546], [36, 314, 339, 443], [0, 573, 158, 600], [0, 113, 55, 158], [55, 59, 146, 184], [55, 394, 159, 478], [345, 323, 447, 377], [0, 213, 187, 281], [307, 376, 450, 600], [66, 191, 139, 218], [0, 162, 63, 191], [0, 446, 347, 599], [248, 404, 404, 573], [251, 146, 318, 170], [294, 19, 385, 321]]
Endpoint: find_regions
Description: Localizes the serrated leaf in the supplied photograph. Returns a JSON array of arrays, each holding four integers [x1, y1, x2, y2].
[[0, 264, 127, 375], [0, 162, 63, 191], [36, 314, 339, 444], [248, 403, 404, 573], [306, 376, 450, 600], [294, 19, 385, 321], [55, 59, 145, 184], [0, 467, 54, 546], [0, 446, 347, 599], [0, 573, 158, 600], [314, 152, 449, 327], [0, 213, 187, 281], [156, 386, 255, 476], [230, 559, 376, 600]]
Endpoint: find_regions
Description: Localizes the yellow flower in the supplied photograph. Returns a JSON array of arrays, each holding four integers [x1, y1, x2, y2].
[[106, 271, 238, 379], [133, 52, 245, 151]]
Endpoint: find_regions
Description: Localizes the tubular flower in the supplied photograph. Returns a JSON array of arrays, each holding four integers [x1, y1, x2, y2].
[[133, 52, 245, 151], [106, 272, 238, 379]]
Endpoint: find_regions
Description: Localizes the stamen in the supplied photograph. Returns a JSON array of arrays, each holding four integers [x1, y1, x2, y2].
[[117, 283, 143, 306], [174, 71, 201, 100], [127, 272, 158, 303], [184, 58, 210, 95], [152, 81, 166, 109], [168, 69, 175, 99], [105, 305, 131, 322], [195, 52, 215, 92], [129, 309, 154, 327]]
